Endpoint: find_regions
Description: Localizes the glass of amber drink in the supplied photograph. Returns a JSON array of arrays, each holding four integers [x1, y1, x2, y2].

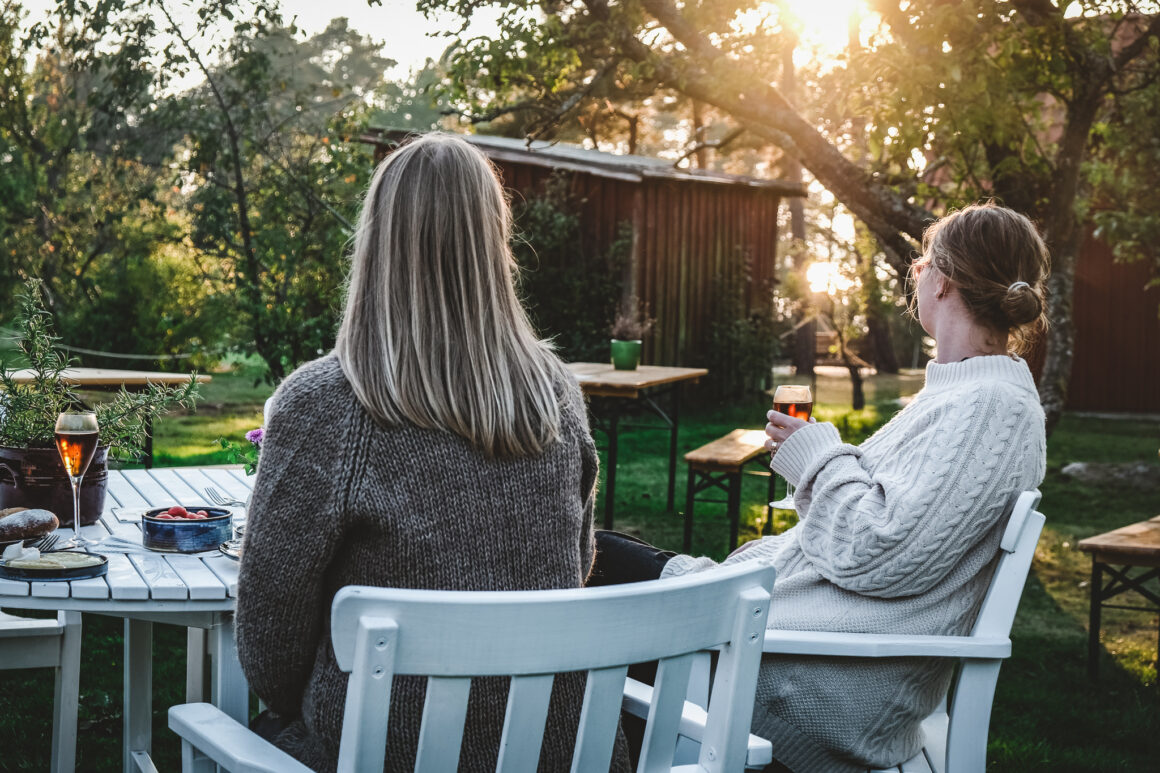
[[769, 385, 813, 510], [55, 410, 99, 548]]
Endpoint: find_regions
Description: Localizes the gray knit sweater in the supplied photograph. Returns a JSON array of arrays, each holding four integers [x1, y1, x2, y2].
[[663, 355, 1047, 772], [236, 354, 628, 772]]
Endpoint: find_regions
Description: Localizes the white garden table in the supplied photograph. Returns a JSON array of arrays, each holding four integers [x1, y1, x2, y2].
[[0, 466, 254, 773]]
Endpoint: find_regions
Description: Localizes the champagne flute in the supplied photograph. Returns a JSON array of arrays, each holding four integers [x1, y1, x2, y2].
[[55, 411, 100, 549], [768, 385, 813, 511]]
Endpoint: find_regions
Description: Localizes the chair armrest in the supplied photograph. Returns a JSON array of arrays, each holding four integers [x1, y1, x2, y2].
[[622, 677, 773, 769], [763, 630, 1011, 659], [168, 703, 313, 773]]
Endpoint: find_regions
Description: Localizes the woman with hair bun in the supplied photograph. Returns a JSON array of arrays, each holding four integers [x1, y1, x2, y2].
[[596, 202, 1051, 772], [236, 133, 628, 772]]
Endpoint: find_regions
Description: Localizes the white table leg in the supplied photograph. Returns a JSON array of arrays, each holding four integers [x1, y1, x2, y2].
[[123, 619, 152, 773], [186, 627, 208, 702], [211, 615, 249, 724]]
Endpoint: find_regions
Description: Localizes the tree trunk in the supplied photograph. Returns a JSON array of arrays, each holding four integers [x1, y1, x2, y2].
[[865, 313, 899, 374]]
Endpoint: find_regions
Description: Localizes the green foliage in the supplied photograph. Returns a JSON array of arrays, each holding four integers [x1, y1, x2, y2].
[[0, 282, 201, 458], [702, 251, 784, 398], [512, 173, 629, 362]]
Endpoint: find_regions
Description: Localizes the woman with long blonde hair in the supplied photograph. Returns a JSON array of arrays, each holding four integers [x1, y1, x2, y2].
[[236, 133, 626, 772]]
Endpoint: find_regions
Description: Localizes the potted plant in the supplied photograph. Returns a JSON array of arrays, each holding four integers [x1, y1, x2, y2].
[[0, 282, 201, 526], [609, 294, 655, 370]]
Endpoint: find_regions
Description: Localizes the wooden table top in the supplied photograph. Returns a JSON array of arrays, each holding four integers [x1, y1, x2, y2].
[[7, 367, 211, 389], [566, 362, 708, 398], [1077, 515, 1160, 568]]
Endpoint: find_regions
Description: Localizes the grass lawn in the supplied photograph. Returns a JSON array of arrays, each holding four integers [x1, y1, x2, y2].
[[1, 365, 1157, 770]]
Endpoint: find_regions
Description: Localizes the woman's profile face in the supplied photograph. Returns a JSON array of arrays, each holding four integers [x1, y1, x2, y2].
[[914, 255, 940, 336]]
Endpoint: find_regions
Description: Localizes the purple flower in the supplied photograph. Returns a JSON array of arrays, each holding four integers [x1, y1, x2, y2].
[[245, 427, 264, 447]]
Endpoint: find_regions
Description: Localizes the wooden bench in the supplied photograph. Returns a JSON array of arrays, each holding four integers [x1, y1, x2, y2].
[[684, 429, 775, 552]]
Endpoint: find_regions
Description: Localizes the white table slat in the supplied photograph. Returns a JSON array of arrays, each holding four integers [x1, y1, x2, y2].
[[105, 553, 150, 600], [203, 555, 240, 597], [119, 468, 175, 507], [0, 578, 30, 596], [165, 555, 227, 600], [30, 580, 70, 598], [106, 471, 151, 509], [146, 467, 205, 505], [202, 467, 254, 501], [71, 575, 111, 599], [128, 554, 188, 600]]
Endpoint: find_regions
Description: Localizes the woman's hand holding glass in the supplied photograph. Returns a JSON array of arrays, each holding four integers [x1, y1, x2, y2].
[[766, 385, 815, 510]]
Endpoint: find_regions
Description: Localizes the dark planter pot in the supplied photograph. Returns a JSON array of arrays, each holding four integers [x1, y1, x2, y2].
[[610, 339, 642, 370], [0, 445, 109, 527]]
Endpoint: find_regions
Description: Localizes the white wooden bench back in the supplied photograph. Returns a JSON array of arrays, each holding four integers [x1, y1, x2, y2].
[[329, 562, 776, 773]]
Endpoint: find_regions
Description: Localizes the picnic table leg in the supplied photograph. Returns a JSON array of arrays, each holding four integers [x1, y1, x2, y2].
[[123, 619, 152, 773], [666, 385, 681, 512], [1087, 559, 1102, 679], [604, 412, 620, 531]]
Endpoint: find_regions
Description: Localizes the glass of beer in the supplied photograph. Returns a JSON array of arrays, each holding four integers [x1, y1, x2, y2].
[[769, 385, 813, 511], [55, 410, 100, 548]]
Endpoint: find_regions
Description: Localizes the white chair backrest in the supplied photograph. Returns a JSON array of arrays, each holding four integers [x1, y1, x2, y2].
[[970, 490, 1045, 640], [329, 563, 775, 773], [937, 490, 1044, 772]]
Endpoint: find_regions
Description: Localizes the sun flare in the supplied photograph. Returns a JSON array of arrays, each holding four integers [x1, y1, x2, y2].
[[736, 0, 866, 52]]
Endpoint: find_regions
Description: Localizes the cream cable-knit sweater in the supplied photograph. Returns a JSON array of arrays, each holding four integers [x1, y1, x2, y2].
[[663, 355, 1046, 772]]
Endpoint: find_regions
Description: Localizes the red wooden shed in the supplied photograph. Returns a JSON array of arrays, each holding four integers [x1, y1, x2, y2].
[[360, 130, 806, 368]]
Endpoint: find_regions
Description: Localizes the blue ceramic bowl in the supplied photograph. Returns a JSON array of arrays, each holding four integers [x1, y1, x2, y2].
[[142, 507, 232, 553]]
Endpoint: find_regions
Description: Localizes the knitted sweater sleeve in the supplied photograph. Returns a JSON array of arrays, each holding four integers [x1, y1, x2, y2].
[[235, 371, 353, 716], [771, 382, 1040, 598]]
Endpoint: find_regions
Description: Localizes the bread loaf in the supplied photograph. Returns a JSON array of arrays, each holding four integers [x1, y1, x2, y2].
[[0, 509, 59, 542]]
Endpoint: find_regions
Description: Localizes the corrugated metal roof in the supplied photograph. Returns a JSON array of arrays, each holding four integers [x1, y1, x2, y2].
[[360, 129, 807, 196]]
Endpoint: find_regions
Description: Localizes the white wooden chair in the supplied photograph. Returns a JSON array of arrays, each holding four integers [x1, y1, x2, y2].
[[665, 490, 1045, 773], [168, 562, 776, 772], [0, 610, 82, 772]]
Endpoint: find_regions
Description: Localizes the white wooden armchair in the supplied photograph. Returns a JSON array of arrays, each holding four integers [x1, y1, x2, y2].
[[661, 490, 1046, 773], [0, 610, 82, 772], [168, 562, 776, 773]]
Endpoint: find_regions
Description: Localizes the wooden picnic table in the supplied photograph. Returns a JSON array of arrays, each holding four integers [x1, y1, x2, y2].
[[566, 362, 708, 529], [0, 465, 253, 773], [1077, 515, 1160, 680], [7, 367, 212, 468]]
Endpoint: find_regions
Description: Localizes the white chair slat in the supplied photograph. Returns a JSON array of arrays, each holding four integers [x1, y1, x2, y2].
[[496, 673, 554, 773], [897, 752, 936, 772], [638, 653, 695, 772], [570, 665, 628, 773], [700, 586, 772, 772], [414, 677, 471, 773], [336, 616, 397, 773]]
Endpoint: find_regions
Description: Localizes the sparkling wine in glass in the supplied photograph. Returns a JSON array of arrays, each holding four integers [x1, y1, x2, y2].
[[769, 385, 813, 511], [55, 411, 99, 548]]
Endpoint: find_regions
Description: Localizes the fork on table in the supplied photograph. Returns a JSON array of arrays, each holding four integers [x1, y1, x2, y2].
[[203, 486, 248, 507], [27, 532, 60, 552]]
